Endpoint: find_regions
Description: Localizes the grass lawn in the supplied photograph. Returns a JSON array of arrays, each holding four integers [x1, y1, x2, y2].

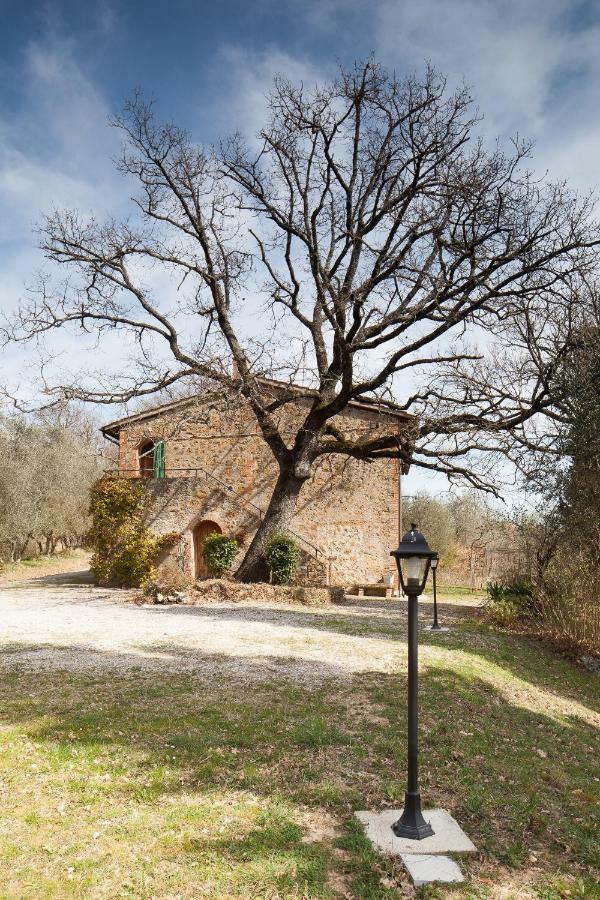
[[434, 585, 485, 601], [0, 615, 598, 897]]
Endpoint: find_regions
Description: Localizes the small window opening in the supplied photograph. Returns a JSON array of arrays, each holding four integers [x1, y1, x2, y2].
[[138, 441, 155, 477]]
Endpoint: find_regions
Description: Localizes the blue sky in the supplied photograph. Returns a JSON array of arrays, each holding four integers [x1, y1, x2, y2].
[[1, 0, 599, 495]]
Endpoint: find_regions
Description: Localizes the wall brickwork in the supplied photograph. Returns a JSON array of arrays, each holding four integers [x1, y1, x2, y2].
[[113, 395, 402, 587]]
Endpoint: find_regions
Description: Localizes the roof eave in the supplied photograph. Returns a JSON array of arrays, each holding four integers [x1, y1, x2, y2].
[[99, 386, 414, 439]]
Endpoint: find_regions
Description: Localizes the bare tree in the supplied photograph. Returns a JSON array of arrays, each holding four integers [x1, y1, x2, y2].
[[5, 61, 599, 580]]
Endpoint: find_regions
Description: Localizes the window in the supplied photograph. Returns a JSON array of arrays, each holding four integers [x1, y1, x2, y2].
[[138, 441, 154, 477]]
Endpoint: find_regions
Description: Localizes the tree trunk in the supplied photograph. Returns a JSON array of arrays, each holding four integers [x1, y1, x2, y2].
[[235, 466, 308, 583], [12, 536, 28, 562]]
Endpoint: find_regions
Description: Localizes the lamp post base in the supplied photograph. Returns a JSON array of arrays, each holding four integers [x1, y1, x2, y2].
[[391, 792, 435, 840]]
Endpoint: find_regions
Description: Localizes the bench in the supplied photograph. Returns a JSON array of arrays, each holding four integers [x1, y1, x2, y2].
[[355, 582, 394, 598]]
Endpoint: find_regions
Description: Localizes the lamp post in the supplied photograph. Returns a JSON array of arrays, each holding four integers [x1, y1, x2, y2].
[[430, 556, 441, 631], [391, 524, 438, 840]]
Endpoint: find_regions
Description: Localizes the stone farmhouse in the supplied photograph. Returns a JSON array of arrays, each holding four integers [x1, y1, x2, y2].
[[101, 381, 413, 589]]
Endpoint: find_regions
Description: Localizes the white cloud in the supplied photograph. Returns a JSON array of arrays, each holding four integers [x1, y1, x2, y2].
[[376, 1, 568, 129], [293, 0, 600, 192], [0, 32, 128, 396], [0, 36, 122, 249], [211, 45, 330, 144]]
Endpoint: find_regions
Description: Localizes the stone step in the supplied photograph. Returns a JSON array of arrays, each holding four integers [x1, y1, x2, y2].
[[400, 853, 464, 886]]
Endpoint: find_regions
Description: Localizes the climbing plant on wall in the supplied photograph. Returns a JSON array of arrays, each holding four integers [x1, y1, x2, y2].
[[89, 475, 177, 586]]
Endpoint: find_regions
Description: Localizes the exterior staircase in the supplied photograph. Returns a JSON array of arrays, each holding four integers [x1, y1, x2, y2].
[[112, 464, 334, 582]]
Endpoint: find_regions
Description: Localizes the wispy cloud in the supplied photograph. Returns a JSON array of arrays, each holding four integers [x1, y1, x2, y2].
[[209, 45, 329, 145], [0, 35, 121, 250], [0, 31, 126, 393], [296, 0, 600, 191]]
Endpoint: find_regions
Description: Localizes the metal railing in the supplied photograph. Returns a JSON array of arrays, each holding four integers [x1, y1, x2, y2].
[[107, 466, 322, 559]]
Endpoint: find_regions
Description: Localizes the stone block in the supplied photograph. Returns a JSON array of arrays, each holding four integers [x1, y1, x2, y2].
[[400, 853, 464, 886]]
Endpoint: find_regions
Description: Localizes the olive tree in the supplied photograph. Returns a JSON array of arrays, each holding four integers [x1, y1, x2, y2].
[[0, 414, 102, 561]]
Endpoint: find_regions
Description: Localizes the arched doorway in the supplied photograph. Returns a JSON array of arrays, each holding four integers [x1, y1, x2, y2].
[[193, 520, 222, 579], [138, 441, 155, 477]]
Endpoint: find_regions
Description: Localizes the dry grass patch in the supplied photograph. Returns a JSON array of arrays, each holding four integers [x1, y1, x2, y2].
[[0, 550, 90, 585]]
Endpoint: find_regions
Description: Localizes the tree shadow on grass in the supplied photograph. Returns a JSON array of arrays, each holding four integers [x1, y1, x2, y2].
[[138, 599, 598, 712], [0, 644, 598, 895], [140, 595, 474, 639]]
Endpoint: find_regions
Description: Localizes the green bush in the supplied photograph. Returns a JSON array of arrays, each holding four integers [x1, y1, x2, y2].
[[485, 576, 536, 624], [89, 476, 178, 587], [487, 576, 534, 607], [202, 533, 238, 578], [266, 533, 300, 585]]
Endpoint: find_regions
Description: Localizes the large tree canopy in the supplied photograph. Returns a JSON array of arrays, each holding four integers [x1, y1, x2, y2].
[[5, 61, 599, 579]]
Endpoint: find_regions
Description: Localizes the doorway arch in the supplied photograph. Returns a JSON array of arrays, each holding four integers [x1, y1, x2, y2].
[[193, 520, 222, 580]]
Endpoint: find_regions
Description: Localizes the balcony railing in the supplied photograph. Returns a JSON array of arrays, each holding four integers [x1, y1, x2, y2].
[[107, 466, 322, 559]]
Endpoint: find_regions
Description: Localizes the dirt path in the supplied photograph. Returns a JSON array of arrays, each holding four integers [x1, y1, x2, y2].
[[0, 551, 91, 585], [0, 567, 477, 682]]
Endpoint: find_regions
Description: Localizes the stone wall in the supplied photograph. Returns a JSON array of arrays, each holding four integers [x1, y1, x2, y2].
[[115, 395, 402, 587]]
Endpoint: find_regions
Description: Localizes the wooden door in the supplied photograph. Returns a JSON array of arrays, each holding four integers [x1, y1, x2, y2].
[[193, 521, 222, 579]]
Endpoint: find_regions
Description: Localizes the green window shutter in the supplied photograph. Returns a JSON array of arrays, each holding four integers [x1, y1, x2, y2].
[[153, 440, 166, 478]]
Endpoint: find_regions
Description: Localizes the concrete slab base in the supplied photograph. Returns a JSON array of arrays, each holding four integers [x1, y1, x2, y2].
[[355, 808, 476, 855], [355, 808, 476, 887], [400, 853, 464, 886], [428, 625, 450, 632]]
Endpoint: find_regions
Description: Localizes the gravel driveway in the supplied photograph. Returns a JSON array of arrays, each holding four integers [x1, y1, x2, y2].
[[0, 569, 474, 682]]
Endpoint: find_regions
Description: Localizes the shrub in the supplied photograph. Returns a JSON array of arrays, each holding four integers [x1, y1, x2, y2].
[[202, 533, 238, 578], [89, 476, 177, 587], [487, 577, 533, 606], [536, 549, 600, 653], [484, 575, 536, 625], [266, 533, 300, 585]]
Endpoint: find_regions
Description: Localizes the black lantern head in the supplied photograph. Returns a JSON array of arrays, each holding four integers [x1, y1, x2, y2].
[[391, 523, 438, 595]]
